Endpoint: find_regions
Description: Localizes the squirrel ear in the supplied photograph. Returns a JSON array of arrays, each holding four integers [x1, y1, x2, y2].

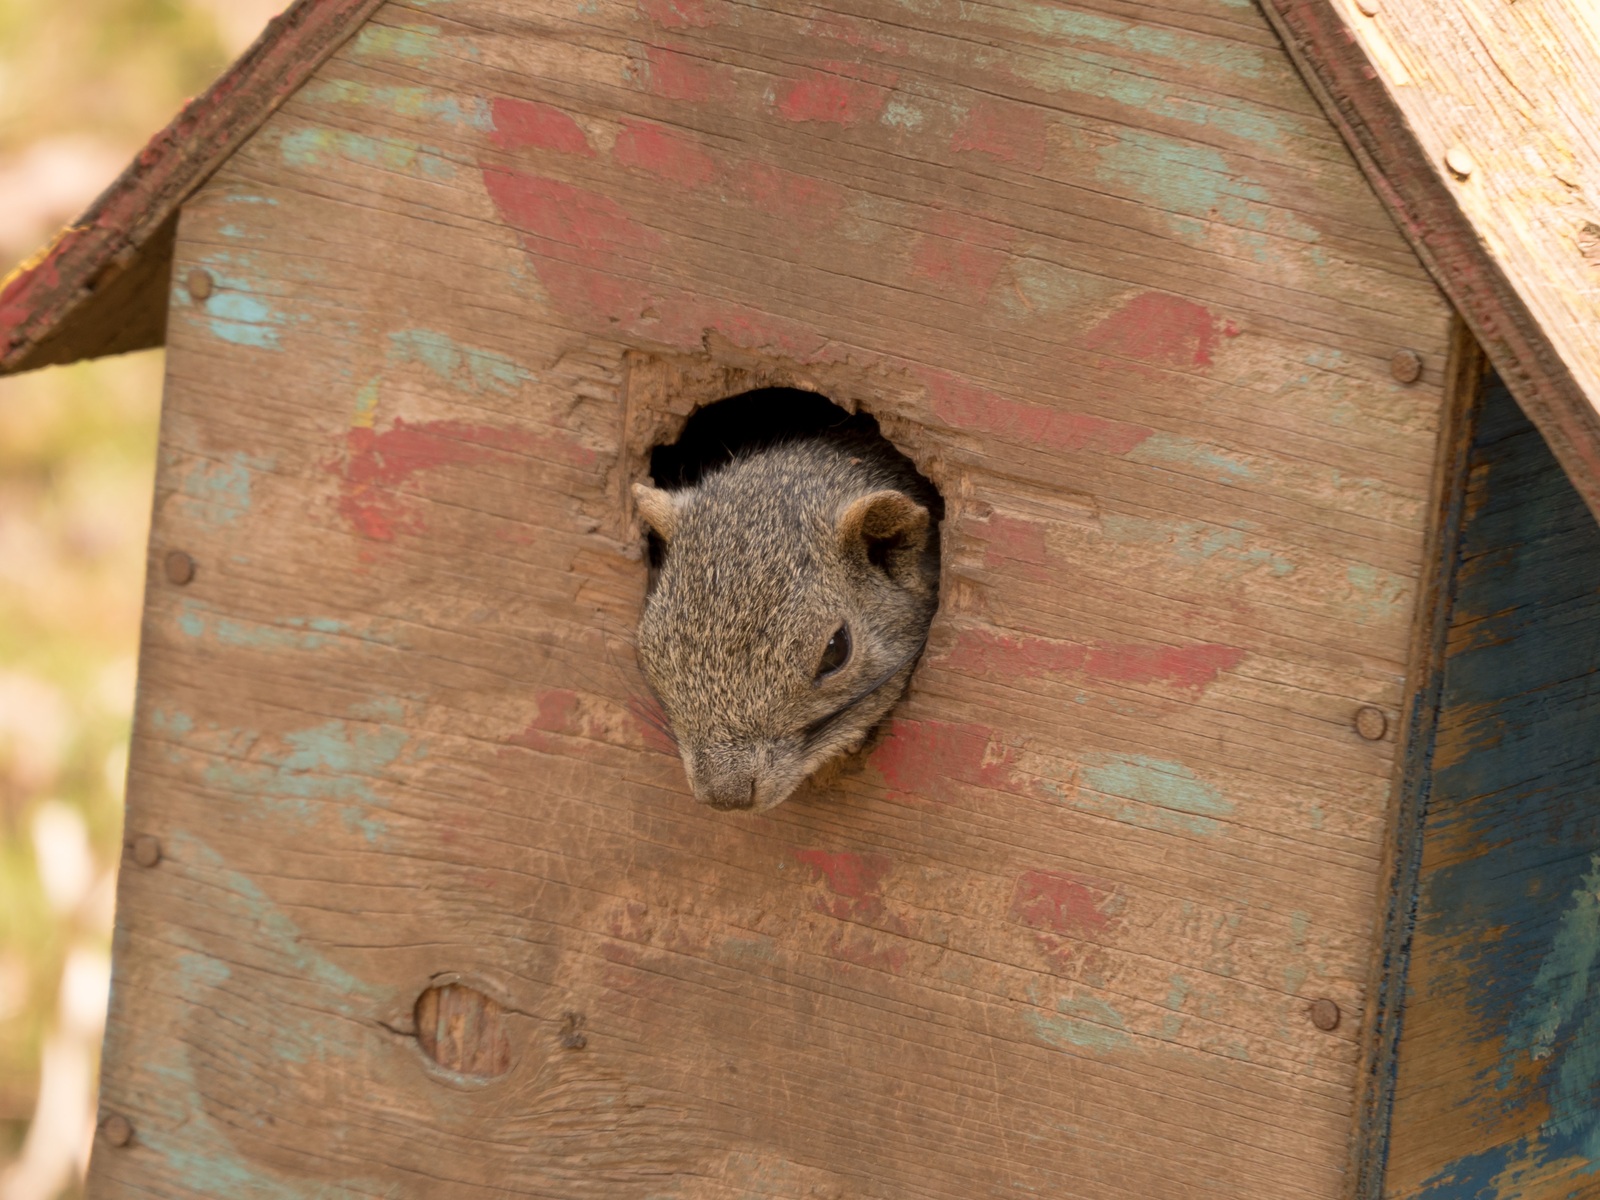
[[837, 489, 930, 587], [632, 483, 682, 543]]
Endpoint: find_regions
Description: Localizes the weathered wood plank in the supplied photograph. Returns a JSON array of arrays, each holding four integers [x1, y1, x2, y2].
[[91, 0, 1456, 1195], [1381, 378, 1600, 1199]]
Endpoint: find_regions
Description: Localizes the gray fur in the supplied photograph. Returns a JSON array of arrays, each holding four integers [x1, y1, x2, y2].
[[634, 435, 939, 812]]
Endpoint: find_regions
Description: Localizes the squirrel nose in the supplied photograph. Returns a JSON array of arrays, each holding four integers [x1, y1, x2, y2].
[[688, 744, 758, 810]]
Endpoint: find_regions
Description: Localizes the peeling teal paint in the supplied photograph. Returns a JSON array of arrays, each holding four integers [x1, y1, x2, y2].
[[1026, 995, 1132, 1053], [1079, 753, 1233, 837], [352, 23, 442, 61], [1127, 432, 1261, 484], [1019, 8, 1269, 80], [280, 127, 455, 180], [1010, 49, 1288, 148], [303, 78, 491, 129], [1100, 514, 1296, 578], [880, 97, 926, 131], [174, 601, 384, 653], [999, 256, 1120, 321], [387, 328, 531, 395], [1345, 563, 1408, 624], [180, 451, 273, 526]]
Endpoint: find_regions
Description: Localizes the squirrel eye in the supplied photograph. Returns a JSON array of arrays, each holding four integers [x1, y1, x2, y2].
[[815, 624, 851, 681]]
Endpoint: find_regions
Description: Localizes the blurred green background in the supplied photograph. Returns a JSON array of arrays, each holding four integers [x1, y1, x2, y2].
[[0, 3, 281, 1196]]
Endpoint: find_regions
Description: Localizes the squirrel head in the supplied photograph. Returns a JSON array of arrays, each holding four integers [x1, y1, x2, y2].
[[632, 443, 938, 812]]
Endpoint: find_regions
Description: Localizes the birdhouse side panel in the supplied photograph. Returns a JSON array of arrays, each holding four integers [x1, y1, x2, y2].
[[1384, 377, 1600, 1199], [94, 1, 1455, 1196]]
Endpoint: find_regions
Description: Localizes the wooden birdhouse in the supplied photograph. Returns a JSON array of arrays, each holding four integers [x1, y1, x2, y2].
[[5, 1, 1598, 1196]]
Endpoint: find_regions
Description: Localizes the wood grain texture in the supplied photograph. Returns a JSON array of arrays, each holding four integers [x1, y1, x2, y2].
[[91, 1, 1456, 1195], [1262, 0, 1600, 526], [1381, 379, 1600, 1200], [0, 0, 386, 375]]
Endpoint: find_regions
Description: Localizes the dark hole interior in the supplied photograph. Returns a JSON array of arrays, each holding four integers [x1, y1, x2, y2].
[[644, 388, 943, 571]]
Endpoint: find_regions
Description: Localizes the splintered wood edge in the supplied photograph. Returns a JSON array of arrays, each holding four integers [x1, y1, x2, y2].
[[0, 0, 388, 377], [1261, 0, 1600, 528], [1344, 317, 1486, 1200]]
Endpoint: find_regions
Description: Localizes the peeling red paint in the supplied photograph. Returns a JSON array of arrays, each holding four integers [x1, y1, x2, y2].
[[979, 514, 1053, 583], [331, 418, 595, 541], [614, 119, 719, 190], [910, 212, 1016, 301], [796, 849, 893, 922], [776, 69, 892, 125], [950, 101, 1048, 172], [488, 97, 594, 156], [827, 929, 907, 974], [0, 231, 76, 344], [732, 162, 845, 230], [941, 627, 1245, 692], [870, 718, 1022, 804], [482, 170, 661, 263], [1010, 869, 1118, 937], [639, 0, 719, 27], [1084, 291, 1239, 369], [644, 45, 737, 103], [509, 689, 582, 754], [925, 372, 1154, 455]]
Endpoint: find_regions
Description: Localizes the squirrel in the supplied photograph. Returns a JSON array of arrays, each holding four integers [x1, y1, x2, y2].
[[631, 432, 940, 812]]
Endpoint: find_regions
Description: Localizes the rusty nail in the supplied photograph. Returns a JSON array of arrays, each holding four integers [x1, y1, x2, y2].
[[1355, 0, 1379, 14], [560, 1011, 588, 1050], [187, 268, 214, 301], [164, 550, 196, 586], [1445, 146, 1475, 180], [1354, 706, 1389, 741], [102, 1113, 134, 1147], [1390, 349, 1423, 384], [1310, 998, 1342, 1032], [132, 836, 162, 868]]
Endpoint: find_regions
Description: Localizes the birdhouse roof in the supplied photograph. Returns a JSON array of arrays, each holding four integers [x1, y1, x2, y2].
[[4, 0, 1599, 516]]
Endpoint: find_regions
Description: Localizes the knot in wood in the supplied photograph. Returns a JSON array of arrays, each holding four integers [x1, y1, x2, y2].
[[414, 983, 512, 1078]]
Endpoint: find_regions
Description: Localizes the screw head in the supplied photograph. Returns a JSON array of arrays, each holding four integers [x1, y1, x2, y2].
[[164, 550, 196, 586], [1354, 706, 1389, 741], [1355, 0, 1380, 13], [186, 268, 214, 301], [1310, 998, 1342, 1032], [102, 1113, 134, 1147], [1390, 349, 1424, 384], [1445, 146, 1475, 180], [132, 835, 162, 868]]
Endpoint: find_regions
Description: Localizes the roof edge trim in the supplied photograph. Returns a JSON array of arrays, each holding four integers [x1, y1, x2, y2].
[[1263, 0, 1600, 524], [0, 0, 387, 376]]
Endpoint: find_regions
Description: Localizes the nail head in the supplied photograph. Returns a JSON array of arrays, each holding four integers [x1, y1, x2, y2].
[[1445, 146, 1475, 179], [103, 1114, 134, 1147], [1354, 706, 1389, 740], [187, 268, 214, 301], [164, 550, 196, 586], [132, 836, 162, 868], [1390, 349, 1424, 384], [1310, 998, 1342, 1031], [1355, 0, 1380, 14]]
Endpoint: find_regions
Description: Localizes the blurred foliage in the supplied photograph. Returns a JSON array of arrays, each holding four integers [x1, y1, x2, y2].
[[0, 0, 233, 158], [0, 0, 271, 1192]]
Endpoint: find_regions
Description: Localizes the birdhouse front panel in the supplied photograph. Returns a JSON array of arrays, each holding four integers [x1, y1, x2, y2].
[[95, 1, 1457, 1195]]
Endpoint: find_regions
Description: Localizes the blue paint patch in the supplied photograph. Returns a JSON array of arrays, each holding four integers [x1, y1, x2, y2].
[[1100, 514, 1296, 578], [1077, 753, 1233, 837], [1345, 563, 1409, 624], [387, 328, 532, 395], [352, 23, 443, 61], [1394, 379, 1600, 1192], [1127, 431, 1261, 484], [174, 601, 387, 653], [1026, 994, 1132, 1053], [303, 78, 491, 129], [179, 451, 273, 527], [1018, 8, 1269, 80], [280, 127, 456, 181]]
